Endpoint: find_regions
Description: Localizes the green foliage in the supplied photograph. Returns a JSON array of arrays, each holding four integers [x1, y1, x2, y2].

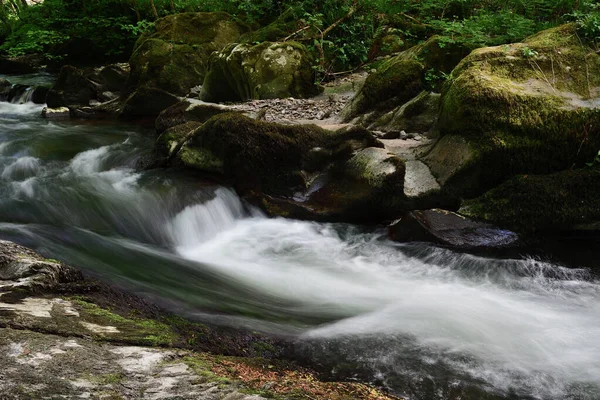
[[587, 150, 600, 167], [570, 6, 600, 46], [0, 0, 598, 72]]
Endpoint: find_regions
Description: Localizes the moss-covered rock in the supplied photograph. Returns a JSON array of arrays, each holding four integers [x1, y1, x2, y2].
[[341, 59, 424, 122], [429, 24, 600, 197], [161, 114, 408, 222], [369, 91, 441, 134], [460, 167, 600, 233], [170, 113, 372, 195], [128, 12, 248, 96], [200, 41, 320, 102], [343, 36, 471, 124]]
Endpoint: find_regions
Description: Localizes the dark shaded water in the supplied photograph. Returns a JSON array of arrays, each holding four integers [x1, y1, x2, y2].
[[1, 92, 599, 400]]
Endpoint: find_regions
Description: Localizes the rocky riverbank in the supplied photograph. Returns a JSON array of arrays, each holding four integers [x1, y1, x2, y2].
[[0, 240, 398, 399]]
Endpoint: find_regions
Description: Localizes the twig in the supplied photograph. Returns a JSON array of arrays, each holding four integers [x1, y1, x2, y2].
[[283, 25, 310, 42], [320, 0, 359, 38]]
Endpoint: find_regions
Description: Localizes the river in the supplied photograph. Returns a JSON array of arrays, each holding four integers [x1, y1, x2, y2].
[[1, 80, 599, 400]]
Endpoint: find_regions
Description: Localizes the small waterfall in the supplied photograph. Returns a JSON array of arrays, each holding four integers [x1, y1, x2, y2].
[[10, 86, 35, 104]]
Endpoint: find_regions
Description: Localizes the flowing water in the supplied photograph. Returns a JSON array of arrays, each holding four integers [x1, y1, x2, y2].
[[1, 85, 599, 400]]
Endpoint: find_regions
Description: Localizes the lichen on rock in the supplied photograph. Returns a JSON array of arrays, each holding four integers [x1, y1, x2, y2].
[[200, 41, 320, 102]]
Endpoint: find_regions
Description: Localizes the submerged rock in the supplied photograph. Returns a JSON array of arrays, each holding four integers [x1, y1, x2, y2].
[[200, 41, 320, 102], [128, 12, 248, 96], [390, 209, 519, 249]]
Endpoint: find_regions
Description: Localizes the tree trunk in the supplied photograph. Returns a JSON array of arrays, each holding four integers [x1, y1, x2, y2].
[[149, 0, 158, 19], [170, 0, 175, 13], [131, 0, 140, 22]]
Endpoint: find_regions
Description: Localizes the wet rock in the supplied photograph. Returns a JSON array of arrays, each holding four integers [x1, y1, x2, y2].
[[46, 65, 98, 108], [97, 63, 130, 92], [389, 209, 519, 249], [0, 78, 12, 100], [0, 240, 82, 292], [30, 86, 50, 104], [42, 107, 70, 119], [120, 86, 179, 119]]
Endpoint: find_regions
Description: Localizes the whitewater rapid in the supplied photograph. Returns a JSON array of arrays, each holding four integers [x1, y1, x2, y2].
[[1, 95, 599, 400]]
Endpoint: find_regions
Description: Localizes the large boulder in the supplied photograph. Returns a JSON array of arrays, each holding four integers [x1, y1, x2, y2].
[[200, 41, 320, 102], [159, 113, 411, 222], [460, 167, 600, 233], [46, 65, 99, 108], [128, 12, 248, 96], [428, 24, 600, 197]]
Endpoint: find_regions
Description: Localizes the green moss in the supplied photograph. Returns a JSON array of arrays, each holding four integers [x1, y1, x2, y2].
[[434, 24, 600, 196], [342, 59, 424, 121], [128, 12, 248, 95], [461, 167, 600, 233], [239, 9, 298, 44], [71, 298, 178, 347]]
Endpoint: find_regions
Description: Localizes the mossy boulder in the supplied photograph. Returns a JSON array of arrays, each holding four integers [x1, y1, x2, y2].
[[460, 168, 600, 233], [46, 65, 99, 108], [161, 114, 409, 222], [128, 12, 248, 96], [399, 35, 473, 75], [341, 59, 424, 122], [155, 100, 244, 134], [429, 24, 600, 197], [342, 36, 471, 123], [168, 113, 375, 195], [369, 91, 441, 134], [200, 41, 320, 103]]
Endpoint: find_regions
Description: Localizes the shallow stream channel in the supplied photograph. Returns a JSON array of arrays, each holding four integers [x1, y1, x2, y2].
[[1, 74, 599, 400]]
